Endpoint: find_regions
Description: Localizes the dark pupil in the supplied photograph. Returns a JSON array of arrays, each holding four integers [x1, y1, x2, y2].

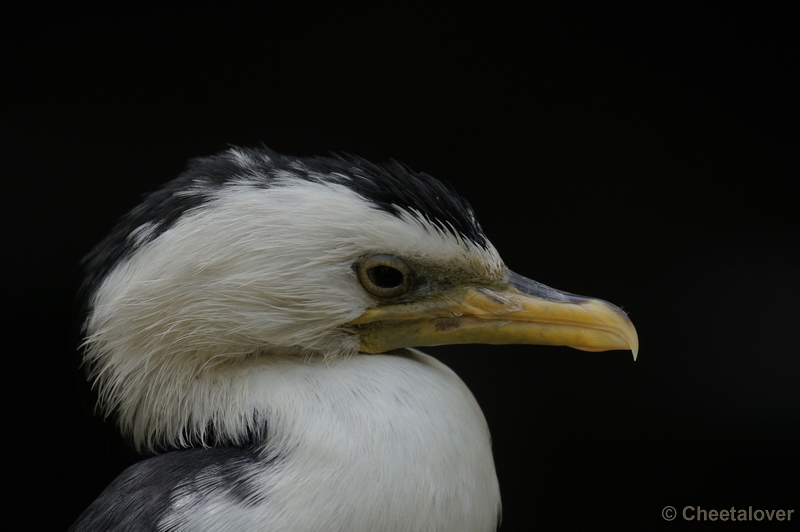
[[368, 266, 404, 289]]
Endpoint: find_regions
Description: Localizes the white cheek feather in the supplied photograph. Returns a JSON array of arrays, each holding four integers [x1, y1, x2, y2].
[[82, 179, 502, 451]]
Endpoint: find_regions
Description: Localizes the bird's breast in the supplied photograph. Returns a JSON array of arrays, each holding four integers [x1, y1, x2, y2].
[[167, 350, 501, 532]]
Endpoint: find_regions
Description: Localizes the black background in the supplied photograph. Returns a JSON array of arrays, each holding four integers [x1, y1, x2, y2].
[[5, 4, 798, 530]]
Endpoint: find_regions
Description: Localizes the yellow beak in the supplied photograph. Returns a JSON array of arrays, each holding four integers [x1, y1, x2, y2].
[[347, 271, 639, 359]]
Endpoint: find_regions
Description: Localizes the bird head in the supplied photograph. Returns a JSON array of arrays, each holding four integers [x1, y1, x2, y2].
[[80, 147, 637, 452]]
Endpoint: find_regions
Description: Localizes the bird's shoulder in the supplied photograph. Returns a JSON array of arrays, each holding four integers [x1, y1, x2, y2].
[[69, 446, 274, 532]]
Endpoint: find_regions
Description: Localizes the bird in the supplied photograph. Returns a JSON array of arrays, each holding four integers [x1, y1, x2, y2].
[[70, 146, 638, 531]]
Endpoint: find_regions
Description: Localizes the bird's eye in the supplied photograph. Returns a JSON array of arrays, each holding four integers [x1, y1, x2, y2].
[[357, 255, 413, 298]]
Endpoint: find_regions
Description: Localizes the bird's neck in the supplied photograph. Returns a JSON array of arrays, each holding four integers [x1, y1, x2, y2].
[[127, 350, 501, 531]]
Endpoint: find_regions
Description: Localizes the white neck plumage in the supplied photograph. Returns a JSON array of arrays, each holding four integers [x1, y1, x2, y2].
[[122, 349, 501, 531]]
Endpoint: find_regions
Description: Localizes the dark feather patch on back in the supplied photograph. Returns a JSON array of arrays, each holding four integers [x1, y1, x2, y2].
[[69, 446, 278, 531], [79, 146, 486, 319]]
